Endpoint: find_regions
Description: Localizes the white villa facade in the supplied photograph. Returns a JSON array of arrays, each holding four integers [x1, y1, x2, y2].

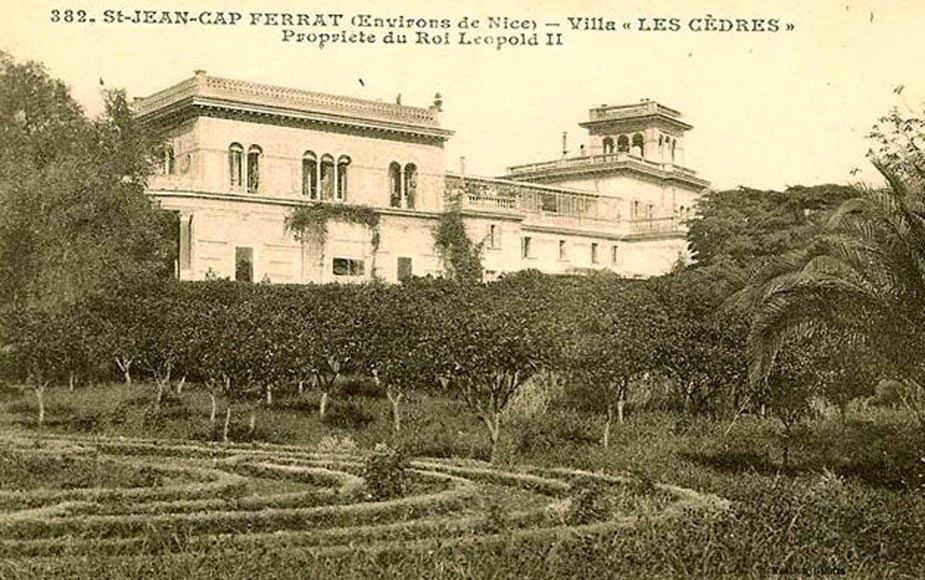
[[136, 72, 709, 283]]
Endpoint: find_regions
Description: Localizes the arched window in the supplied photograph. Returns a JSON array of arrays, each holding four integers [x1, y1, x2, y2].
[[671, 139, 677, 163], [617, 135, 630, 153], [336, 156, 351, 201], [246, 145, 262, 193], [631, 133, 644, 155], [229, 143, 244, 188], [302, 151, 317, 199], [319, 154, 335, 200], [389, 162, 402, 208], [602, 137, 615, 155], [164, 144, 176, 175], [403, 163, 417, 209]]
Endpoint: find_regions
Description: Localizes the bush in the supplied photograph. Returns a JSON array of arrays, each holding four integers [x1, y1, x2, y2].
[[511, 409, 598, 456], [361, 443, 408, 501], [337, 376, 383, 399], [322, 401, 375, 430], [566, 476, 606, 525]]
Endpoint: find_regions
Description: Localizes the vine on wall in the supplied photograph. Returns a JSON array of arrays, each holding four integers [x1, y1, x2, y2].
[[433, 209, 484, 283], [286, 204, 382, 275]]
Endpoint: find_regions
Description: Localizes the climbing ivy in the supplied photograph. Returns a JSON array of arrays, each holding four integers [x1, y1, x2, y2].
[[433, 210, 484, 283], [286, 203, 382, 279], [286, 203, 381, 250]]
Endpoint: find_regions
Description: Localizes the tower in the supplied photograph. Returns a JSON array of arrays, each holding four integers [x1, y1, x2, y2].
[[580, 99, 691, 166]]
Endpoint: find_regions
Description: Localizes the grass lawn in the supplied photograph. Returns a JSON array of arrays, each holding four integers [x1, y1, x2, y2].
[[0, 380, 923, 579]]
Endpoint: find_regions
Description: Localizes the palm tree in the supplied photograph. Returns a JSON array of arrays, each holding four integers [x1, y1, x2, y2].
[[735, 148, 925, 432]]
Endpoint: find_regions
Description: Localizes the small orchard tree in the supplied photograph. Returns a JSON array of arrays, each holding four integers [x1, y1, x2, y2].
[[302, 284, 366, 419], [358, 283, 431, 434], [430, 274, 560, 462], [763, 341, 820, 468], [571, 281, 665, 447], [649, 265, 750, 418], [0, 304, 88, 424]]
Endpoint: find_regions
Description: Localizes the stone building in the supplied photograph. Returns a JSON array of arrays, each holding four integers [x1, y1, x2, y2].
[[136, 72, 709, 283]]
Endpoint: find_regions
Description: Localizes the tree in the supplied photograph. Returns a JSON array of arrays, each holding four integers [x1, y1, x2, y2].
[[648, 265, 750, 418], [569, 280, 664, 447], [429, 273, 561, 462], [738, 105, 925, 435], [763, 341, 818, 469], [687, 184, 856, 270], [0, 52, 175, 311], [358, 283, 431, 434]]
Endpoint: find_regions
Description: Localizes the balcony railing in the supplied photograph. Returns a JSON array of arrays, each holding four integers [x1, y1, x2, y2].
[[627, 216, 684, 235], [507, 152, 698, 179], [446, 173, 604, 220]]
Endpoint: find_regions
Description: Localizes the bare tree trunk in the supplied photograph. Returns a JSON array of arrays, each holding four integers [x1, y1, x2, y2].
[[616, 397, 626, 424], [223, 406, 232, 443], [248, 411, 256, 436], [387, 388, 402, 434], [34, 382, 47, 426], [482, 413, 502, 463], [156, 379, 166, 408], [115, 357, 132, 386], [319, 390, 329, 419], [209, 393, 217, 424], [603, 402, 613, 449], [176, 376, 186, 395], [68, 372, 76, 392], [298, 380, 304, 396], [265, 384, 273, 406]]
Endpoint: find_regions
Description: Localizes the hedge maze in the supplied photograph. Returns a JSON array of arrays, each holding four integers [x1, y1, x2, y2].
[[0, 435, 728, 560]]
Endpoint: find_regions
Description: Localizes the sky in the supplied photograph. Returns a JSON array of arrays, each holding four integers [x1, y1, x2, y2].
[[1, 0, 924, 191]]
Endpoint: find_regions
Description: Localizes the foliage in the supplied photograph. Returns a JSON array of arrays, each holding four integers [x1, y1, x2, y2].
[[432, 210, 483, 283], [648, 265, 750, 418], [0, 52, 176, 310], [567, 278, 666, 444], [285, 203, 381, 250], [361, 443, 408, 501], [687, 184, 856, 270], [736, 105, 925, 434]]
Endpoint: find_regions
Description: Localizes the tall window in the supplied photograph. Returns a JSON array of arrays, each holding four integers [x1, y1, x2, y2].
[[235, 247, 254, 282], [320, 155, 335, 200], [229, 143, 244, 188], [603, 137, 615, 154], [164, 144, 176, 175], [558, 240, 567, 261], [404, 163, 417, 209], [397, 257, 413, 281], [611, 245, 619, 265], [591, 242, 600, 264], [302, 151, 317, 199], [631, 200, 640, 218], [246, 145, 262, 193], [488, 224, 498, 249], [617, 135, 630, 153], [521, 236, 532, 259], [336, 156, 351, 201], [389, 162, 402, 208]]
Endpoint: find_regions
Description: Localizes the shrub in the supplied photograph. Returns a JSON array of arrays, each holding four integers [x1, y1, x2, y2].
[[316, 435, 360, 455], [361, 443, 408, 501], [566, 476, 606, 525], [337, 376, 383, 399], [511, 409, 598, 456], [322, 400, 375, 430]]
